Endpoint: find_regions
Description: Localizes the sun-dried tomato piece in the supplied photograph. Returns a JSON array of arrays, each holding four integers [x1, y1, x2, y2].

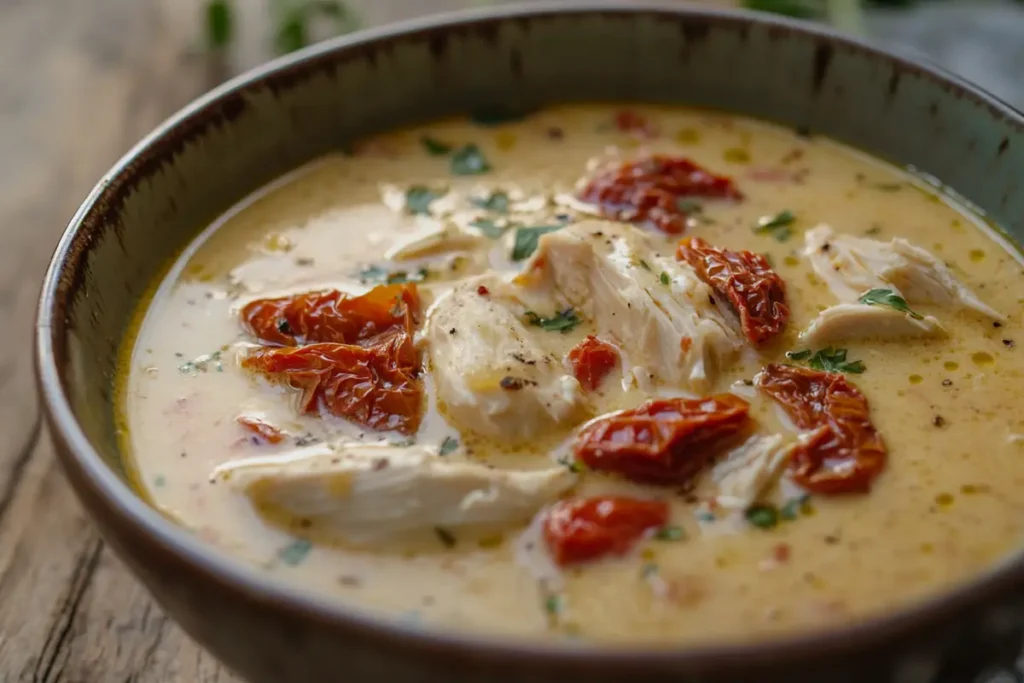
[[241, 284, 420, 347], [573, 395, 751, 484], [567, 336, 619, 391], [242, 331, 423, 434], [237, 415, 285, 445], [576, 155, 742, 234], [755, 364, 887, 494], [677, 236, 789, 344], [544, 496, 669, 566]]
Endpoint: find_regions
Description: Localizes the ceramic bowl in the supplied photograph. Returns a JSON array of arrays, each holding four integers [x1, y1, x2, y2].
[[35, 3, 1024, 682]]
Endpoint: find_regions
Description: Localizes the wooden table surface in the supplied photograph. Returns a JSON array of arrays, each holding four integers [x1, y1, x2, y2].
[[0, 1, 1019, 681]]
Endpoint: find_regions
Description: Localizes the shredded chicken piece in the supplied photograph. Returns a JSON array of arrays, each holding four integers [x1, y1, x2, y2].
[[213, 442, 576, 544], [800, 303, 946, 346], [516, 220, 743, 392], [712, 434, 791, 510], [425, 275, 584, 441], [804, 224, 1003, 319]]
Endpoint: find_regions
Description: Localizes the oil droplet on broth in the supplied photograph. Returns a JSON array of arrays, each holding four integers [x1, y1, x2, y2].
[[675, 128, 700, 145], [935, 492, 955, 508], [944, 361, 959, 371], [971, 351, 995, 368], [908, 374, 923, 385], [969, 249, 986, 263], [723, 148, 751, 164]]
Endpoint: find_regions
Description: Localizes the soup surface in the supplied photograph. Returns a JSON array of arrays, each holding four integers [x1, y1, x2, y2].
[[120, 104, 1024, 645]]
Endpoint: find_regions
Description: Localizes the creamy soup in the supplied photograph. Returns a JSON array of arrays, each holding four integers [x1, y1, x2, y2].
[[119, 104, 1024, 645]]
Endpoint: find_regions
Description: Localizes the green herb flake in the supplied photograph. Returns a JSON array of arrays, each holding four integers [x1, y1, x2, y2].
[[544, 594, 563, 616], [178, 350, 223, 375], [405, 186, 444, 215], [676, 198, 704, 214], [511, 225, 562, 261], [275, 8, 308, 54], [754, 210, 796, 242], [695, 510, 716, 523], [450, 144, 491, 176], [153, 474, 167, 488], [659, 271, 671, 286], [439, 436, 459, 456], [858, 288, 924, 320], [434, 526, 457, 549], [206, 0, 233, 48], [638, 259, 652, 271], [470, 217, 509, 239], [780, 495, 810, 521], [524, 308, 581, 334], [788, 347, 865, 374], [653, 525, 685, 541], [386, 268, 429, 285], [420, 135, 453, 156], [471, 191, 510, 214], [745, 504, 779, 530], [278, 538, 313, 567]]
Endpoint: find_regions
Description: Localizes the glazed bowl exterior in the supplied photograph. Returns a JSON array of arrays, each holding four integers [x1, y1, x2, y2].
[[35, 3, 1024, 682]]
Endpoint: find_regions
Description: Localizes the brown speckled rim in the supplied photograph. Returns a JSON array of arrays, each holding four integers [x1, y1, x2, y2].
[[34, 0, 1024, 672]]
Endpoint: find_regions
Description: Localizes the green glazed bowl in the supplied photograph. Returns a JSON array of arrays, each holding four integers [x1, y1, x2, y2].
[[35, 3, 1024, 682]]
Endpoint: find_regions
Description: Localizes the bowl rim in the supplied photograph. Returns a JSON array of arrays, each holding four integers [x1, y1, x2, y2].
[[35, 0, 1024, 669]]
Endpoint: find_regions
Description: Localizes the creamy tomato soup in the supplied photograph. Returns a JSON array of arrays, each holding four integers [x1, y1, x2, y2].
[[118, 104, 1024, 645]]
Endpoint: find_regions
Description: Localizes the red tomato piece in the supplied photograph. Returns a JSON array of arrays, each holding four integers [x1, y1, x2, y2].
[[544, 496, 669, 566], [576, 155, 742, 234], [677, 236, 789, 345], [755, 364, 887, 494], [241, 284, 420, 347], [573, 395, 751, 484], [567, 336, 619, 391], [236, 415, 285, 445], [242, 331, 423, 434]]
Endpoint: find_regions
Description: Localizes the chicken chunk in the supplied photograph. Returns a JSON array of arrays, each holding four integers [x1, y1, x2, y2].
[[711, 434, 791, 510], [804, 225, 1003, 319], [516, 220, 743, 392], [425, 275, 584, 441], [800, 303, 946, 346], [213, 442, 576, 544]]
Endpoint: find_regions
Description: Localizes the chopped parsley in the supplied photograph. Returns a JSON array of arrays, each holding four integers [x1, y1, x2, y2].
[[178, 350, 223, 375], [745, 504, 779, 530], [469, 105, 530, 127], [653, 525, 685, 541], [405, 186, 444, 215], [434, 527, 457, 549], [638, 259, 652, 271], [450, 144, 491, 176], [439, 436, 459, 456], [420, 135, 453, 156], [676, 198, 704, 214], [659, 271, 671, 286], [524, 308, 581, 334], [511, 225, 562, 261], [278, 538, 313, 566], [469, 217, 509, 239], [544, 593, 563, 616], [858, 288, 923, 320], [787, 347, 865, 374], [359, 265, 429, 285], [754, 209, 796, 242], [471, 191, 510, 214]]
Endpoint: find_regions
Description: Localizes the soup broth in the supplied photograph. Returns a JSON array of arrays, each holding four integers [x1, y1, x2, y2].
[[119, 104, 1024, 645]]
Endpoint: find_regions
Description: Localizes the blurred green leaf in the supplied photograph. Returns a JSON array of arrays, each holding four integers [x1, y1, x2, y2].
[[206, 0, 233, 48]]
